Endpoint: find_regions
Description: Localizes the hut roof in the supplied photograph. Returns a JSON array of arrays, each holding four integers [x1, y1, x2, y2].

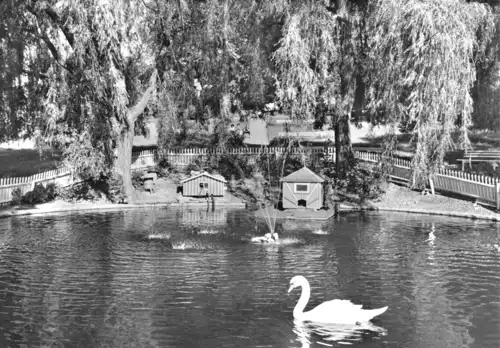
[[180, 172, 227, 184], [280, 166, 324, 183]]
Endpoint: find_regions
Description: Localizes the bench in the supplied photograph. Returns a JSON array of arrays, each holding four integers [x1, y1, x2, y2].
[[457, 150, 500, 171]]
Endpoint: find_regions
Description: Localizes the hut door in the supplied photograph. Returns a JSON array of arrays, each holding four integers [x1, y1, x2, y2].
[[298, 199, 307, 208]]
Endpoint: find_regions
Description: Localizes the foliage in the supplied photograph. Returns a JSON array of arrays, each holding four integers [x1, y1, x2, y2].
[[366, 0, 496, 186], [131, 172, 145, 191], [155, 159, 176, 178], [104, 174, 127, 203], [11, 187, 23, 206], [268, 0, 363, 177], [154, 0, 280, 153], [464, 162, 500, 178], [331, 163, 388, 202], [57, 181, 105, 203], [200, 153, 255, 181], [57, 175, 126, 203], [3, 0, 500, 197], [1, 0, 159, 201], [217, 154, 255, 180], [20, 183, 58, 205]]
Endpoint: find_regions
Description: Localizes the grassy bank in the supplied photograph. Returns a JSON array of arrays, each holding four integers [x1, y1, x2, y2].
[[0, 148, 62, 178]]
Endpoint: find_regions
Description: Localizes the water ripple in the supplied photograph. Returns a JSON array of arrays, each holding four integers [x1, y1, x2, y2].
[[0, 210, 499, 348]]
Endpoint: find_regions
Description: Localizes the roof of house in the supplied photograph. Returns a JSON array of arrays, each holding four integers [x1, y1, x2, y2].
[[180, 172, 227, 184], [280, 166, 324, 183]]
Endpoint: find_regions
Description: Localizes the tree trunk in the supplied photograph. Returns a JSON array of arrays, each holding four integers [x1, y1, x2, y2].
[[112, 70, 157, 203], [115, 128, 135, 203], [335, 113, 354, 178]]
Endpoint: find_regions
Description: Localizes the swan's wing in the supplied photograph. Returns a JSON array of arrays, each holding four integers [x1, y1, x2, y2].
[[324, 299, 363, 310], [307, 299, 363, 318]]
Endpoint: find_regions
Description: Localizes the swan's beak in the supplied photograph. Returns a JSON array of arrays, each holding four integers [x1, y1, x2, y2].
[[287, 284, 294, 293]]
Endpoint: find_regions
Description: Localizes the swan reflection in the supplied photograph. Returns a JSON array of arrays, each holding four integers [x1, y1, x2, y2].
[[293, 319, 387, 347]]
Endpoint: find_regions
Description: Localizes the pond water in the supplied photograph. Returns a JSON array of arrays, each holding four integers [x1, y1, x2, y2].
[[0, 208, 499, 348]]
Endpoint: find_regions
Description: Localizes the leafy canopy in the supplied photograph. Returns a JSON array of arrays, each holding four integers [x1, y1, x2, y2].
[[366, 0, 495, 181]]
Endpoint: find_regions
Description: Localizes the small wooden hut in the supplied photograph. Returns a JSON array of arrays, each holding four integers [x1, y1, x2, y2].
[[280, 167, 324, 210], [181, 172, 227, 197]]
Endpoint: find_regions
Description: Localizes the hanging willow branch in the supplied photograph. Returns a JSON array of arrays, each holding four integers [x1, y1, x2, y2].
[[365, 0, 495, 187]]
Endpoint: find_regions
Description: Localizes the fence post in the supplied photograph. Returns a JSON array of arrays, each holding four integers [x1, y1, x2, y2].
[[496, 182, 500, 212], [429, 176, 435, 195]]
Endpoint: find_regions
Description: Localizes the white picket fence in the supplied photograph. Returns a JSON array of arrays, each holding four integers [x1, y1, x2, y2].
[[160, 146, 331, 167], [2, 147, 500, 209], [0, 168, 76, 205], [0, 150, 157, 205], [355, 150, 500, 209]]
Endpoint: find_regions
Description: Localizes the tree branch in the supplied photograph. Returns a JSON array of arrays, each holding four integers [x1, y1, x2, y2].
[[126, 70, 158, 124], [43, 6, 74, 47], [141, 0, 159, 13], [40, 32, 62, 62]]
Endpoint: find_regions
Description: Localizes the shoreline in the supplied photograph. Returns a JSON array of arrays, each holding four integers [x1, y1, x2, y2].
[[2, 182, 500, 222], [338, 204, 500, 221], [2, 199, 500, 222]]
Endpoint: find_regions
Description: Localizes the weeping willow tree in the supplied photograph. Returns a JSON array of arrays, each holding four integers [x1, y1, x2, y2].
[[0, 0, 164, 201], [153, 0, 279, 152], [366, 0, 496, 186], [267, 0, 366, 178]]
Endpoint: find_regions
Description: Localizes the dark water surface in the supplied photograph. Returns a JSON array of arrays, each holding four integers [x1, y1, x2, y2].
[[0, 208, 499, 348]]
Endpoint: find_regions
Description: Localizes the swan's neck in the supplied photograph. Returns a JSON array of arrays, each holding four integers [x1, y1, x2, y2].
[[293, 282, 310, 318]]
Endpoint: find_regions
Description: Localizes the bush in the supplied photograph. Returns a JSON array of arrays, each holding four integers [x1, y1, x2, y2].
[[20, 183, 58, 205], [57, 174, 126, 203], [214, 154, 255, 180], [185, 160, 203, 174], [11, 188, 23, 205], [132, 172, 145, 190], [103, 174, 126, 203], [256, 153, 303, 183], [57, 181, 104, 203], [332, 164, 387, 201]]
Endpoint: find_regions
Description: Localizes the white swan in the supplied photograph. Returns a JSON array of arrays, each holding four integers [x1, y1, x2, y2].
[[288, 275, 388, 324]]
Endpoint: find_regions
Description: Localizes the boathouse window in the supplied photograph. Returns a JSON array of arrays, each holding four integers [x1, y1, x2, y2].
[[294, 184, 309, 193], [199, 182, 208, 189]]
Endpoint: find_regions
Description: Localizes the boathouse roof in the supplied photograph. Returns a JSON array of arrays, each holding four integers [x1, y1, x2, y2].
[[280, 166, 324, 183], [180, 172, 227, 184]]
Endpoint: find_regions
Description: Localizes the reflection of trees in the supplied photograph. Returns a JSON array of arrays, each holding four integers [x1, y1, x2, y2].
[[373, 213, 487, 347], [0, 211, 160, 348], [409, 222, 475, 347], [178, 208, 228, 228], [34, 213, 118, 347]]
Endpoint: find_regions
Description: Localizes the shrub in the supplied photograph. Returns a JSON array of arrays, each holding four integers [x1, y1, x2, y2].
[[21, 183, 58, 205], [132, 172, 145, 190], [256, 153, 303, 183], [331, 164, 387, 202], [104, 174, 126, 203], [57, 181, 104, 203], [214, 154, 255, 181], [11, 188, 23, 205], [185, 160, 203, 174]]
